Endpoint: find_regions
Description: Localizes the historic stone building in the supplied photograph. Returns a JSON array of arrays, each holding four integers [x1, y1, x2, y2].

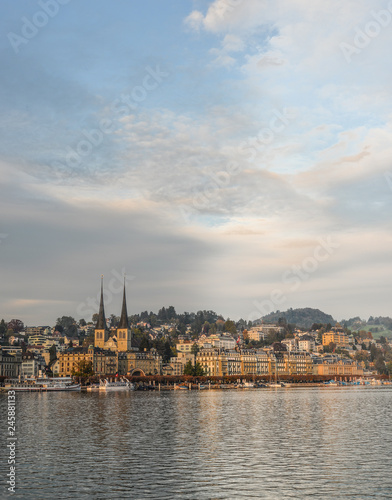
[[0, 348, 22, 378]]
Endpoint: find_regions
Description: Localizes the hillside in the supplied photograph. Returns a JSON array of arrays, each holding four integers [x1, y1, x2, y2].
[[341, 316, 392, 339], [260, 308, 336, 329]]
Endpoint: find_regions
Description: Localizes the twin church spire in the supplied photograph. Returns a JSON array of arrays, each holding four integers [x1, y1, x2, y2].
[[96, 276, 107, 331], [118, 279, 129, 330], [94, 275, 131, 351]]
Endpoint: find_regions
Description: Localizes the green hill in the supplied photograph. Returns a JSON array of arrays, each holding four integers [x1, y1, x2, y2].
[[341, 316, 392, 339], [260, 308, 336, 329]]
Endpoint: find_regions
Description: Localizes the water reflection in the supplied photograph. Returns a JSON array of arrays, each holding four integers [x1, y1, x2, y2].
[[1, 387, 391, 499]]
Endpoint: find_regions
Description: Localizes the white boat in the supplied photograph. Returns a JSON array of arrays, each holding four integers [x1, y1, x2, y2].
[[99, 378, 135, 391], [4, 376, 81, 392], [323, 380, 339, 386], [240, 382, 255, 388], [86, 384, 100, 391], [268, 383, 284, 388]]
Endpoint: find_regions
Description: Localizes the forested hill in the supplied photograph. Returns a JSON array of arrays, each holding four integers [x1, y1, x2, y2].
[[261, 308, 336, 329]]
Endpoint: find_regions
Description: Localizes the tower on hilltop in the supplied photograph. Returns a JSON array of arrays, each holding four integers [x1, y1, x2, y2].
[[117, 278, 132, 352], [94, 276, 109, 348]]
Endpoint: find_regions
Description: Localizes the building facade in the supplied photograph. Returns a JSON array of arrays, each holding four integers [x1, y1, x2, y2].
[[0, 348, 22, 378], [195, 348, 313, 377], [322, 332, 350, 348]]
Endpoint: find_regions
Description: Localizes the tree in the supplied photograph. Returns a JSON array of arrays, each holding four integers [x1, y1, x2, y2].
[[79, 318, 86, 326], [223, 320, 237, 335], [166, 306, 176, 320], [202, 321, 210, 334], [7, 319, 24, 333], [324, 342, 336, 353], [163, 341, 173, 363], [375, 357, 387, 375], [183, 360, 194, 375], [82, 334, 95, 348], [49, 344, 57, 364], [0, 319, 7, 335], [56, 316, 77, 335], [183, 360, 204, 376], [193, 362, 205, 377], [72, 360, 94, 377], [67, 325, 78, 337], [209, 323, 217, 335], [191, 343, 200, 367], [311, 323, 323, 331], [272, 342, 287, 352], [158, 307, 167, 321], [109, 314, 119, 328], [139, 335, 150, 352]]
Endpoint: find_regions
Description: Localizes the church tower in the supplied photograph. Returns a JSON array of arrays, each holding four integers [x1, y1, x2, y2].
[[94, 276, 109, 348], [117, 279, 132, 352]]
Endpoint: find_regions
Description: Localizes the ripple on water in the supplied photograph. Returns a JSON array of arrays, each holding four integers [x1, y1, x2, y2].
[[1, 387, 392, 499]]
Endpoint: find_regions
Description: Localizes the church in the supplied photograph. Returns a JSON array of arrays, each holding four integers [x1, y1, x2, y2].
[[93, 277, 161, 376], [94, 277, 133, 352]]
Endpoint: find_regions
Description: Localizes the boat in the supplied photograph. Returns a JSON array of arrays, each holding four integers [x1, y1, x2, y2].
[[174, 384, 189, 390], [268, 361, 285, 387], [323, 380, 339, 386], [3, 376, 81, 392], [99, 378, 135, 391], [86, 384, 100, 391]]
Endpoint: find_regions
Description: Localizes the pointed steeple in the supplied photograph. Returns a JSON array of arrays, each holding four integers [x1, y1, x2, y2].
[[118, 277, 129, 329], [96, 275, 107, 330]]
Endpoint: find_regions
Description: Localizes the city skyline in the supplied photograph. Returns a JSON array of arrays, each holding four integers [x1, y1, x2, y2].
[[1, 1, 392, 324]]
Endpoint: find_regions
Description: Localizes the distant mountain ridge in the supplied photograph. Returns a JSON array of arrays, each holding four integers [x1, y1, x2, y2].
[[260, 308, 336, 329]]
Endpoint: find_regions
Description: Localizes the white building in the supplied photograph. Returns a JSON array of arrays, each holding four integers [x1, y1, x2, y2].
[[210, 334, 237, 350], [297, 335, 316, 352], [282, 338, 297, 352]]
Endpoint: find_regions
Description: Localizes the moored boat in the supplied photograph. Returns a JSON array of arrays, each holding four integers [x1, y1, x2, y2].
[[4, 376, 81, 392], [99, 378, 135, 391], [174, 384, 189, 390], [86, 384, 100, 391]]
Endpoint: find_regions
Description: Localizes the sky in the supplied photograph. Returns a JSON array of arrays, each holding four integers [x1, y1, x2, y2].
[[1, 0, 392, 326]]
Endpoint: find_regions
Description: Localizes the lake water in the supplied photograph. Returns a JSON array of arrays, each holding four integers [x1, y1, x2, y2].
[[1, 387, 392, 499]]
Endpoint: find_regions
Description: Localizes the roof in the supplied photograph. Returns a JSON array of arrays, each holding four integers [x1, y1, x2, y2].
[[96, 278, 107, 330], [118, 282, 129, 329]]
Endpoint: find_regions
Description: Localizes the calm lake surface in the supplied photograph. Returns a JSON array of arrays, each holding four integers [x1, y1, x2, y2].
[[1, 387, 392, 499]]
